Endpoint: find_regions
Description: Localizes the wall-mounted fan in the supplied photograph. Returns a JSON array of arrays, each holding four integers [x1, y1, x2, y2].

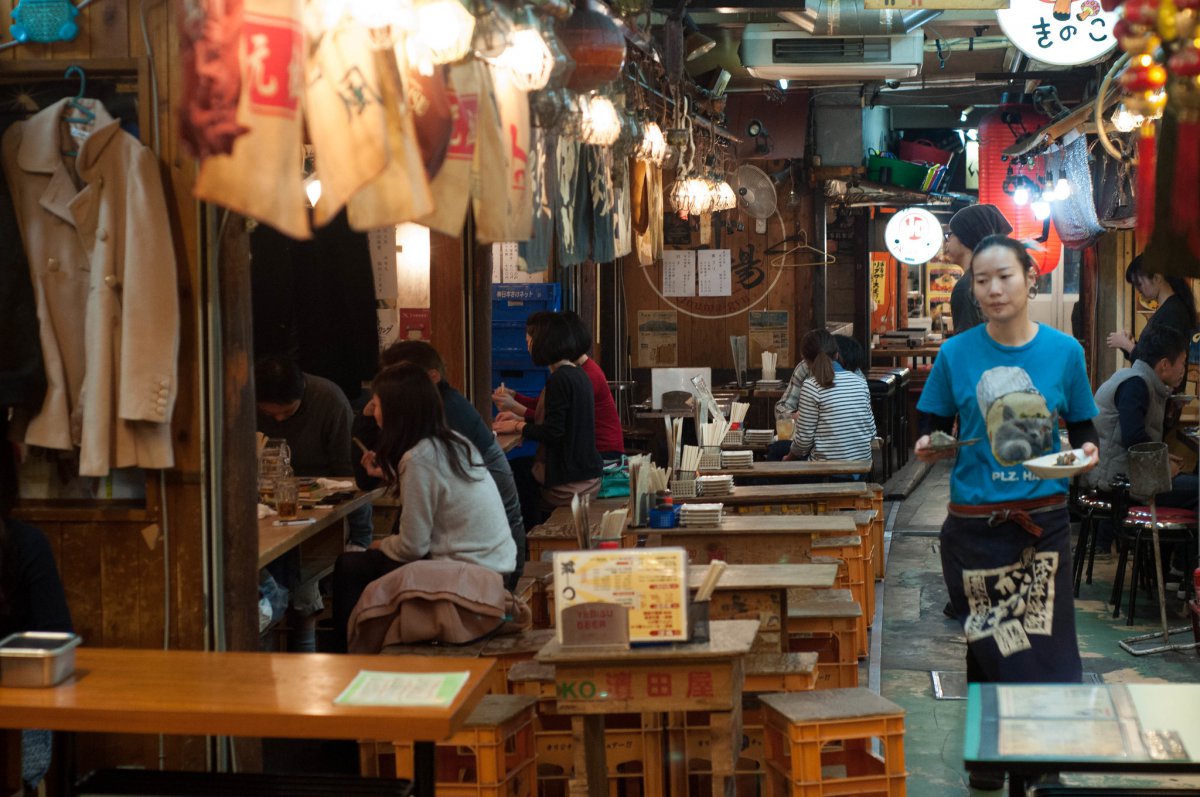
[[735, 164, 778, 233]]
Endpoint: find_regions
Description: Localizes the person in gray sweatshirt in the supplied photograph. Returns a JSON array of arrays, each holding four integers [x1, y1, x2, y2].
[[331, 364, 516, 652]]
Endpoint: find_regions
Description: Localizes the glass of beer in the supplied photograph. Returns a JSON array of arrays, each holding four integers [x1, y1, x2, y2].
[[775, 409, 794, 441], [274, 477, 299, 520]]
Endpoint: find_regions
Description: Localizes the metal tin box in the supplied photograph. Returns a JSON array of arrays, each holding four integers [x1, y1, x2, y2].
[[0, 631, 81, 687]]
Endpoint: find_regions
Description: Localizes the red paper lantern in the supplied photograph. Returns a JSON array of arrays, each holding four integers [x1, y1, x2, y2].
[[555, 0, 626, 92], [978, 101, 1064, 274]]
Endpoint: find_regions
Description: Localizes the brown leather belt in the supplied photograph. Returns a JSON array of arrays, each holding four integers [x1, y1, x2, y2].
[[946, 496, 1067, 538]]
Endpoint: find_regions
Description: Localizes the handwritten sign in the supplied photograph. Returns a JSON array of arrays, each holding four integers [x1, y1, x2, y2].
[[997, 0, 1118, 67], [697, 249, 732, 297], [553, 548, 688, 643], [663, 250, 697, 297]]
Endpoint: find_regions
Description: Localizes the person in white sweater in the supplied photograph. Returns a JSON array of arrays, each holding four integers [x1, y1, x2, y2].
[[331, 364, 516, 652]]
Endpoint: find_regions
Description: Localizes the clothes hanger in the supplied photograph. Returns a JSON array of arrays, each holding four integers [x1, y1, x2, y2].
[[62, 65, 94, 124], [766, 227, 837, 268], [61, 65, 95, 157]]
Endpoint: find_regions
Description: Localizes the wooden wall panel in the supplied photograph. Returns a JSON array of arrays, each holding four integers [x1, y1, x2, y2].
[[430, 231, 468, 389]]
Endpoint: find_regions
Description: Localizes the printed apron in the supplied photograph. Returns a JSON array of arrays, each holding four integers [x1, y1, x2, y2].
[[940, 507, 1083, 683]]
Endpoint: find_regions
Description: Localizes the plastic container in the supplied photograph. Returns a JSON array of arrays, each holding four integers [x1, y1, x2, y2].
[[0, 631, 82, 687], [898, 139, 953, 165]]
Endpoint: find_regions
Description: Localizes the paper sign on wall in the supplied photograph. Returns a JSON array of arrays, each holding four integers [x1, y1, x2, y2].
[[697, 249, 732, 297], [663, 250, 696, 297], [748, 310, 789, 367], [552, 548, 689, 643], [368, 227, 399, 301], [637, 310, 678, 367]]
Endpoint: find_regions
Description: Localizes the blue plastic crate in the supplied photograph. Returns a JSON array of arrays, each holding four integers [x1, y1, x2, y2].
[[491, 283, 561, 322]]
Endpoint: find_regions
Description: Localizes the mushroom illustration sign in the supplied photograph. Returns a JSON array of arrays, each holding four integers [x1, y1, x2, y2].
[[997, 0, 1119, 66]]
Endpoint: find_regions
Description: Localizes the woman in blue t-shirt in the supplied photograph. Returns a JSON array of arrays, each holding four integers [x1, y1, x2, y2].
[[915, 236, 1099, 690]]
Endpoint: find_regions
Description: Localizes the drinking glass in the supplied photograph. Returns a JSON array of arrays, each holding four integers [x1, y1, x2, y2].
[[775, 409, 794, 441], [274, 478, 299, 520]]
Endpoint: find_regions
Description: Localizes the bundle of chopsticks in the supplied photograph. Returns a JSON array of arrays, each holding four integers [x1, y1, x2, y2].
[[728, 402, 748, 429], [761, 351, 778, 375], [699, 420, 730, 447], [629, 453, 669, 526], [596, 507, 629, 545], [666, 416, 686, 471], [680, 445, 701, 474], [570, 492, 592, 549]]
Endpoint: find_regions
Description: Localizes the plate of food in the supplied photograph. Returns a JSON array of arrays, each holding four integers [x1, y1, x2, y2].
[[1023, 448, 1093, 479], [924, 431, 982, 452]]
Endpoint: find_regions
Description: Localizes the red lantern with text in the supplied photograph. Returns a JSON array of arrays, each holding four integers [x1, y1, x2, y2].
[[978, 102, 1064, 274]]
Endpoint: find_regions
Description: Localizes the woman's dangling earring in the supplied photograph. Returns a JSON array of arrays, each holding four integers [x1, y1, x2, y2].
[[1028, 282, 1039, 299]]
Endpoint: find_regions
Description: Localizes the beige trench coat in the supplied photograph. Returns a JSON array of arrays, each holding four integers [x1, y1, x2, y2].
[[1, 99, 179, 476]]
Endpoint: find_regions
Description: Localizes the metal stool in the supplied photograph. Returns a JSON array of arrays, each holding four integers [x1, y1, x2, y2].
[[1111, 506, 1198, 625], [1071, 490, 1115, 596]]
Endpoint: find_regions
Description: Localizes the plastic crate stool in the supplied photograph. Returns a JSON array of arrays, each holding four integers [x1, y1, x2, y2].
[[761, 688, 906, 797], [391, 694, 538, 796]]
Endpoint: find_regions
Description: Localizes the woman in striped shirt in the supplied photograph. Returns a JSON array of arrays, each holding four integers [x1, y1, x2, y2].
[[784, 329, 876, 466]]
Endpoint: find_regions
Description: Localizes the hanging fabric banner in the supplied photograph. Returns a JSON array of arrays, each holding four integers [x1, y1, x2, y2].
[[195, 0, 309, 240], [304, 21, 388, 228], [473, 64, 532, 243], [178, 0, 248, 159], [418, 61, 481, 236]]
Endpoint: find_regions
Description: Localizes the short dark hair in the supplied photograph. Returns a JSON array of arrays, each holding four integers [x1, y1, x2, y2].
[[255, 355, 304, 404], [561, 310, 592, 360], [1125, 255, 1145, 285], [1136, 325, 1188, 367], [833, 334, 866, 375], [529, 314, 580, 366], [525, 311, 557, 339], [380, 340, 446, 375]]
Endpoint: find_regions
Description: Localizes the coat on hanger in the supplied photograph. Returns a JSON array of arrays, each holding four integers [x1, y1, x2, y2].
[[1, 98, 180, 476]]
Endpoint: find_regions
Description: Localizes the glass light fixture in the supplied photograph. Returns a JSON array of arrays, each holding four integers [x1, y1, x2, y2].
[[1111, 103, 1145, 132], [408, 0, 475, 65], [579, 94, 621, 146], [1013, 185, 1030, 206], [712, 179, 737, 211], [489, 7, 554, 91], [1031, 199, 1051, 221], [637, 121, 667, 164], [472, 0, 514, 59], [1052, 177, 1071, 200], [778, 78, 789, 90], [668, 178, 692, 216], [304, 173, 323, 207]]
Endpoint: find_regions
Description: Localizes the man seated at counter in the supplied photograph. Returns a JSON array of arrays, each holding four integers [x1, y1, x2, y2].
[[1085, 325, 1197, 561], [352, 341, 525, 585], [255, 354, 367, 650]]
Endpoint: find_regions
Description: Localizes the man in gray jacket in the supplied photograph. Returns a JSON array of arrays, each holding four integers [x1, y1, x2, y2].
[[1087, 325, 1194, 554]]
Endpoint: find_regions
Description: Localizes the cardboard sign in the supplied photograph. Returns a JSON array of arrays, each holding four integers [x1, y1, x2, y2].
[[552, 548, 689, 643], [561, 603, 630, 648]]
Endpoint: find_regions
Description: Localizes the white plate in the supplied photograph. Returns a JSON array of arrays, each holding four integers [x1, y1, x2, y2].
[[1022, 448, 1093, 479]]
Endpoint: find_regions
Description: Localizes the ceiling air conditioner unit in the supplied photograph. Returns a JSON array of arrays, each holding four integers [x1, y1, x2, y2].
[[739, 24, 924, 81]]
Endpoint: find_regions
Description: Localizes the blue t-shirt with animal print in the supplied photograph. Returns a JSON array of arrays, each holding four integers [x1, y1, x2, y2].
[[918, 323, 1097, 505]]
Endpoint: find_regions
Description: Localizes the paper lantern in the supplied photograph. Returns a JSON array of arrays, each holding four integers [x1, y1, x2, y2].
[[978, 101, 1064, 274], [555, 0, 626, 92]]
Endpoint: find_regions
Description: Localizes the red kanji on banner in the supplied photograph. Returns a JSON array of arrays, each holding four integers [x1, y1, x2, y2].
[[646, 672, 673, 697], [604, 672, 633, 700], [242, 13, 301, 115], [687, 671, 715, 698], [445, 93, 478, 161]]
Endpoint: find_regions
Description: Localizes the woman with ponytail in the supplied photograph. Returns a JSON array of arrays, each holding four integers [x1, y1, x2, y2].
[[784, 329, 876, 468], [1108, 255, 1197, 361]]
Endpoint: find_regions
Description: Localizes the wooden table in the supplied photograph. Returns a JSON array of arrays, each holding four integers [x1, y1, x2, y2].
[[677, 482, 876, 512], [688, 563, 838, 651], [258, 487, 384, 570], [496, 432, 521, 454], [701, 459, 871, 479], [0, 648, 495, 797], [537, 620, 758, 797], [870, 346, 942, 363], [965, 682, 1200, 796]]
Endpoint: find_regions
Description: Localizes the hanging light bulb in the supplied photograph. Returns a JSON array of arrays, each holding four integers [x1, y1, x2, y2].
[[669, 178, 692, 216], [489, 7, 555, 91], [1031, 198, 1052, 221], [408, 0, 475, 65], [472, 0, 515, 59], [579, 94, 621, 146], [1013, 184, 1030, 206], [1110, 103, 1145, 132], [304, 173, 323, 208], [1052, 177, 1071, 200], [637, 121, 668, 164]]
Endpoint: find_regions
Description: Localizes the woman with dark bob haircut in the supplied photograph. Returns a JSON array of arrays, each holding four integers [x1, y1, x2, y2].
[[331, 364, 516, 652], [493, 313, 604, 523]]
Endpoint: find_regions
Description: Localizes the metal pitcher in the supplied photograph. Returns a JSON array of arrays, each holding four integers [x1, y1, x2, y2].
[[1127, 442, 1172, 500]]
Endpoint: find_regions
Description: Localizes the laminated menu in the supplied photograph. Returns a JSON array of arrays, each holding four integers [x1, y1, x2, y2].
[[552, 548, 688, 643]]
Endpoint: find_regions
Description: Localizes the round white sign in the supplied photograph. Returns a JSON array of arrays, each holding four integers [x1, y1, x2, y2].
[[885, 208, 943, 266], [996, 0, 1119, 67]]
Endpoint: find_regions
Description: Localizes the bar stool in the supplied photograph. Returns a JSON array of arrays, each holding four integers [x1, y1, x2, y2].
[[1111, 506, 1198, 625], [1071, 479, 1128, 596]]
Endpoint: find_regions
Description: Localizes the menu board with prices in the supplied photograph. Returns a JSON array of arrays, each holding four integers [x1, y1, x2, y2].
[[552, 548, 689, 643]]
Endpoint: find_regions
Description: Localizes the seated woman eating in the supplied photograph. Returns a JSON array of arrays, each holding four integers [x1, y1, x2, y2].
[[331, 364, 516, 652], [785, 329, 876, 472]]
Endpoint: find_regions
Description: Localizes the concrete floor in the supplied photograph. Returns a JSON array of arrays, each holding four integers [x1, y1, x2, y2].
[[877, 461, 1200, 795]]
